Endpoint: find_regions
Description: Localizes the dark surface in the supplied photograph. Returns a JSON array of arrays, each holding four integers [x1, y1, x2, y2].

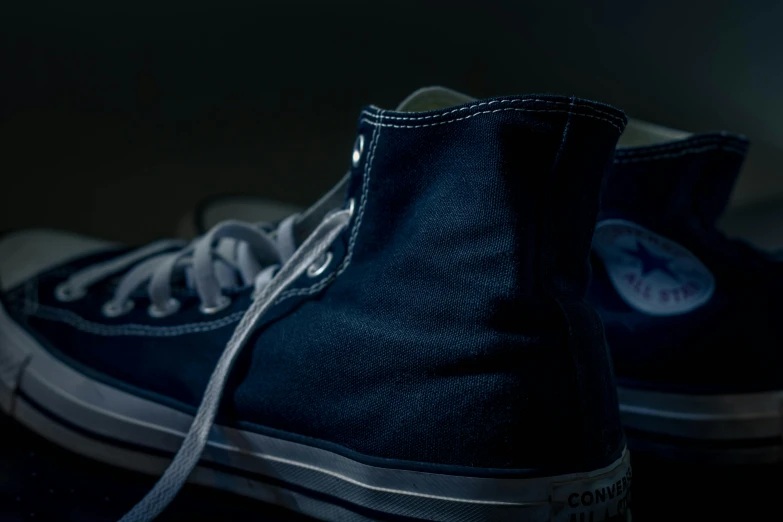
[[0, 412, 313, 522], [1, 410, 781, 521]]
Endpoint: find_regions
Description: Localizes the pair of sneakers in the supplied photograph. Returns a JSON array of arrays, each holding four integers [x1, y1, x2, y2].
[[0, 85, 771, 522], [193, 91, 783, 466]]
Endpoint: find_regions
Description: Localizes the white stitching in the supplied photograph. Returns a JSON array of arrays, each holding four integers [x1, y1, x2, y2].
[[22, 101, 611, 338], [360, 108, 624, 134], [17, 133, 387, 338], [28, 303, 243, 337], [274, 114, 381, 302], [21, 127, 382, 339], [361, 98, 625, 125], [613, 144, 747, 164]]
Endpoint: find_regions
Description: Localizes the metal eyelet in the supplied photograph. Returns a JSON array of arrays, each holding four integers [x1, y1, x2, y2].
[[148, 298, 181, 319], [306, 251, 333, 278], [199, 295, 231, 315], [352, 134, 365, 167], [101, 299, 135, 318], [54, 283, 86, 302]]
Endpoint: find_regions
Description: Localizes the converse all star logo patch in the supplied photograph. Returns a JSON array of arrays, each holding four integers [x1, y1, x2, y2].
[[593, 219, 715, 316]]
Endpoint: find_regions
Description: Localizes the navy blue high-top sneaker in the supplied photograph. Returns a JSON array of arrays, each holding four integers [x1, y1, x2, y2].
[[589, 119, 783, 463], [0, 88, 631, 521]]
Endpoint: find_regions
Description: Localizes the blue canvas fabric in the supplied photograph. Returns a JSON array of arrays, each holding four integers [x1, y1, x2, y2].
[[591, 133, 783, 393], [3, 94, 627, 476]]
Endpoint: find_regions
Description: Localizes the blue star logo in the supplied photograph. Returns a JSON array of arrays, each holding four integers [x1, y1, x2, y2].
[[621, 240, 679, 281]]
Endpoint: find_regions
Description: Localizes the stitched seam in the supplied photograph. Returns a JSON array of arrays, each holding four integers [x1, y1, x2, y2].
[[613, 144, 747, 164], [21, 123, 382, 337], [361, 108, 624, 133], [548, 97, 592, 455], [273, 114, 381, 303], [20, 103, 606, 336], [615, 136, 748, 156], [27, 303, 243, 337], [361, 98, 625, 124]]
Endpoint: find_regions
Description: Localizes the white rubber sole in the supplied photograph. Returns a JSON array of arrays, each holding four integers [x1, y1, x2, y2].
[[619, 386, 783, 464], [0, 301, 632, 521]]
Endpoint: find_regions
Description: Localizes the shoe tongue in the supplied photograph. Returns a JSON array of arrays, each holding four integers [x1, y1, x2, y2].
[[394, 86, 475, 112], [608, 119, 749, 227]]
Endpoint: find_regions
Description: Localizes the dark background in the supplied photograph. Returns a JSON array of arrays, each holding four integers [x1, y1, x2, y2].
[[2, 1, 783, 243], [1, 2, 782, 521]]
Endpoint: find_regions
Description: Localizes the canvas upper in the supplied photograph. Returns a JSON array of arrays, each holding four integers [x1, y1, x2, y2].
[[590, 124, 783, 394], [1, 89, 628, 477]]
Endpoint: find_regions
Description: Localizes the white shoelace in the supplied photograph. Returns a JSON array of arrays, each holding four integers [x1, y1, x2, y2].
[[123, 203, 353, 521], [56, 215, 301, 316], [53, 202, 354, 522]]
